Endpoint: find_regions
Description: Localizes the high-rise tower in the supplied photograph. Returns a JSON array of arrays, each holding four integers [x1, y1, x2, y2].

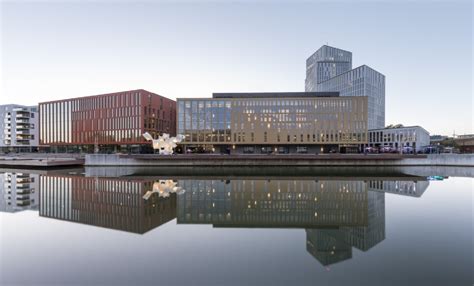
[[305, 45, 385, 129]]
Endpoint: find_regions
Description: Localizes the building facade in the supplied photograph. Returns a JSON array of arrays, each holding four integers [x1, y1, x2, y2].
[[177, 92, 368, 154], [0, 105, 38, 152], [306, 45, 385, 130], [368, 125, 430, 152], [39, 89, 176, 153]]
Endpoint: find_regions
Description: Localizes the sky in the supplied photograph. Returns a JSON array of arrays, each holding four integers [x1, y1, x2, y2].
[[0, 0, 472, 135]]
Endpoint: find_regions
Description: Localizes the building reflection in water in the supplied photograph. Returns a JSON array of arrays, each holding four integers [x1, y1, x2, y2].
[[0, 172, 39, 213], [1, 171, 430, 267], [38, 176, 177, 234], [368, 180, 429, 197], [177, 178, 428, 267]]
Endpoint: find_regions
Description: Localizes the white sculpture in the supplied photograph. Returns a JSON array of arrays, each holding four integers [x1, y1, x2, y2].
[[142, 180, 185, 200], [143, 132, 185, 155]]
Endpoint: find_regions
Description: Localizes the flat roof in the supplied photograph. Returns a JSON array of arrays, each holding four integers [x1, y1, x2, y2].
[[369, 125, 430, 134], [317, 65, 385, 84], [38, 89, 171, 105], [212, 92, 339, 99]]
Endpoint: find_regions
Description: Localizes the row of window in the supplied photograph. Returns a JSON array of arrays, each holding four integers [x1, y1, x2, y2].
[[67, 92, 142, 111], [181, 130, 367, 144], [73, 106, 141, 120]]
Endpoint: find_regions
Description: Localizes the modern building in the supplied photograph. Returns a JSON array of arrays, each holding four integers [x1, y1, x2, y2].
[[39, 89, 176, 153], [0, 172, 39, 213], [305, 45, 385, 130], [177, 92, 368, 154], [0, 105, 38, 152], [368, 125, 430, 152]]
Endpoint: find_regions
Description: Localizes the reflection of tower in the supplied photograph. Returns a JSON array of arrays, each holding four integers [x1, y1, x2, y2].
[[305, 190, 386, 266], [306, 229, 352, 266], [0, 172, 39, 213], [340, 190, 385, 251], [39, 175, 176, 234]]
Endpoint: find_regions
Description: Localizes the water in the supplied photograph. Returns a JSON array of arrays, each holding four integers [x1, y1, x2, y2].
[[0, 166, 472, 286]]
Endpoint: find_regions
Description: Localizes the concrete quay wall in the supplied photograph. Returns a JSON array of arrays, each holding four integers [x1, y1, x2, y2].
[[85, 154, 474, 167]]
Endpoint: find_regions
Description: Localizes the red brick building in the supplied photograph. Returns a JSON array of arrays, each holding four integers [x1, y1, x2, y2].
[[39, 89, 176, 152]]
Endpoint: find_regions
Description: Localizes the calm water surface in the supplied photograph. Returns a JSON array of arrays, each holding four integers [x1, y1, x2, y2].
[[0, 166, 472, 286]]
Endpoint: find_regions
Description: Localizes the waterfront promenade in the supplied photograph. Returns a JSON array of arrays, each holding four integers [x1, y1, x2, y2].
[[1, 153, 472, 168], [85, 153, 474, 167], [0, 153, 84, 167]]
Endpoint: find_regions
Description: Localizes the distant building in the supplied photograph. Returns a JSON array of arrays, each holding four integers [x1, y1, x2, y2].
[[430, 135, 448, 145], [454, 134, 474, 153], [0, 172, 39, 213], [0, 105, 38, 152], [38, 89, 176, 153], [368, 125, 430, 152], [305, 45, 385, 130], [177, 92, 368, 154]]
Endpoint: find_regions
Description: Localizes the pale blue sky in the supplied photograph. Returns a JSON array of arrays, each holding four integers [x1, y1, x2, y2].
[[0, 0, 472, 135]]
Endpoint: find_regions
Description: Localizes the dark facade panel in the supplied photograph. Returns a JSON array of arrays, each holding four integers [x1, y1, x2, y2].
[[212, 92, 339, 99]]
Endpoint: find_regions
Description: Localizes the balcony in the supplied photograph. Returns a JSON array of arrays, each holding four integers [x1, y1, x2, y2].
[[15, 113, 31, 119], [16, 124, 32, 130], [16, 135, 33, 140], [16, 130, 31, 135], [16, 118, 30, 124], [16, 199, 31, 206], [13, 107, 29, 112], [16, 177, 32, 183], [16, 188, 31, 194], [16, 183, 31, 189]]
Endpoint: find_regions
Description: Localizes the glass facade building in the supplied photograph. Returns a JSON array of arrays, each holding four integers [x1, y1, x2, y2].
[[39, 89, 176, 152], [305, 45, 352, 90], [306, 46, 385, 130], [177, 92, 368, 154]]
